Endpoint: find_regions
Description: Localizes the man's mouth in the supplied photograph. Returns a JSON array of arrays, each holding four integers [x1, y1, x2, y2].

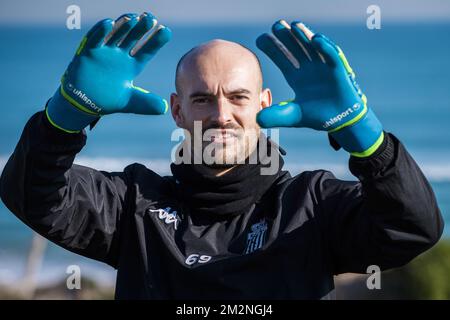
[[208, 130, 237, 143]]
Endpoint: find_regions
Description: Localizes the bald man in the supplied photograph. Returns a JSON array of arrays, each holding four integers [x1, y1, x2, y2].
[[0, 12, 443, 300], [171, 39, 277, 177]]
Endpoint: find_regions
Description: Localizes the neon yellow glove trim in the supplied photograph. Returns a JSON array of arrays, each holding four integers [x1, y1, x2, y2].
[[279, 99, 295, 106], [327, 103, 368, 134], [76, 36, 88, 56], [45, 107, 81, 134], [350, 131, 385, 158], [337, 46, 355, 77], [131, 84, 150, 94], [60, 85, 99, 116]]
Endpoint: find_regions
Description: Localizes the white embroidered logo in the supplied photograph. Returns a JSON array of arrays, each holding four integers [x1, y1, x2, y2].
[[65, 82, 102, 113], [148, 207, 179, 230], [244, 219, 268, 254]]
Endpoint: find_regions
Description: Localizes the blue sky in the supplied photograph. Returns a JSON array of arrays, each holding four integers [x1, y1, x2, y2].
[[0, 0, 449, 25]]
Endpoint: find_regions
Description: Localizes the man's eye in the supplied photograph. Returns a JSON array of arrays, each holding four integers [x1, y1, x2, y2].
[[232, 95, 248, 101]]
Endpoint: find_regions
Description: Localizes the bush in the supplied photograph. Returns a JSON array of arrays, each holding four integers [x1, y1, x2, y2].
[[389, 238, 450, 299], [335, 238, 450, 299]]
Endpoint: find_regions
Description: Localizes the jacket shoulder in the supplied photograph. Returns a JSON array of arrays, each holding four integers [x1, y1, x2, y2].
[[286, 169, 338, 188], [124, 162, 175, 198]]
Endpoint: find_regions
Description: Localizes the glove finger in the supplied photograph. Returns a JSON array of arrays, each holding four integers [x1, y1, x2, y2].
[[79, 19, 114, 54], [104, 14, 139, 46], [256, 101, 303, 128], [132, 25, 172, 62], [256, 33, 297, 74], [312, 34, 367, 105], [119, 12, 157, 52], [272, 20, 312, 65], [310, 34, 345, 69], [290, 21, 322, 62], [125, 86, 169, 115]]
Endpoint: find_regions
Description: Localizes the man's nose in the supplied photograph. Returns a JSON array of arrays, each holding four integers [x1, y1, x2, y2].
[[210, 97, 233, 125]]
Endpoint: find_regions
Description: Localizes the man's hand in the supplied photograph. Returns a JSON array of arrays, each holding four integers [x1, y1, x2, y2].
[[256, 20, 384, 157], [46, 12, 172, 133]]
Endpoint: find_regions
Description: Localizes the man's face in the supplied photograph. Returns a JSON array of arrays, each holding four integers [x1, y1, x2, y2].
[[171, 40, 272, 165]]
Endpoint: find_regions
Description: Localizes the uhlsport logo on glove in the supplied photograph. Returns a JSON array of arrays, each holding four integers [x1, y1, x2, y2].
[[322, 102, 362, 130], [65, 82, 102, 113]]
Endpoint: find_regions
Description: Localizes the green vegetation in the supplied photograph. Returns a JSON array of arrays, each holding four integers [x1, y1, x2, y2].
[[386, 238, 450, 299]]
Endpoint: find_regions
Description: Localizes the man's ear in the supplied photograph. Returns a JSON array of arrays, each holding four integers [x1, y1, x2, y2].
[[260, 88, 272, 109], [170, 93, 185, 128]]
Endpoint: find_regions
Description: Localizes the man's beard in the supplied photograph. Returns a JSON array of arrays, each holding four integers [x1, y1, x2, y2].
[[199, 129, 260, 167], [173, 121, 260, 166], [200, 141, 241, 169]]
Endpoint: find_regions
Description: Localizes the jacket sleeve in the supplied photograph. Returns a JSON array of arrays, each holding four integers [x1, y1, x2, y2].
[[0, 110, 131, 267], [312, 132, 444, 274]]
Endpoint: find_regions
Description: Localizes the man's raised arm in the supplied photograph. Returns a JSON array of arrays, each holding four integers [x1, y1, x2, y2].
[[0, 12, 171, 267], [255, 19, 444, 273]]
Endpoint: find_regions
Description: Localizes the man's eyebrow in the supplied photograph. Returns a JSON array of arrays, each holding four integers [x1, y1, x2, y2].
[[227, 88, 252, 95], [189, 91, 215, 99], [189, 88, 252, 99]]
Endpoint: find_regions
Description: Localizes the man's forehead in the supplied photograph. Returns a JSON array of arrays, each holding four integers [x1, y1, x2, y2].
[[176, 39, 262, 94], [183, 65, 256, 93], [182, 39, 258, 64]]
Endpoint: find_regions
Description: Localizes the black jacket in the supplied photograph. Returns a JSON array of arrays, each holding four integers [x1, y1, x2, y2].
[[0, 111, 444, 299]]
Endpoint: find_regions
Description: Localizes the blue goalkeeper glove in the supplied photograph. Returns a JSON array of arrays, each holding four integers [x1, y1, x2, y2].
[[46, 12, 172, 133], [256, 20, 384, 157]]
